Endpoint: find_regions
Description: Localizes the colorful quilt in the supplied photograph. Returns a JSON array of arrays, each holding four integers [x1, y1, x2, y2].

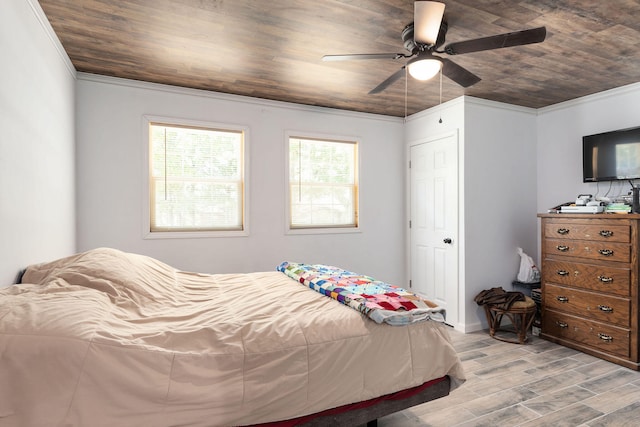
[[277, 262, 446, 325]]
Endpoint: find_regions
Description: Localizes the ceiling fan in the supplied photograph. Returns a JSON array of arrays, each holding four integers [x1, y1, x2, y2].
[[322, 1, 547, 94]]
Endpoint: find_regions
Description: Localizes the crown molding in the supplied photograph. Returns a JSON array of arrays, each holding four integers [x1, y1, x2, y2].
[[27, 0, 76, 78], [76, 73, 404, 123], [538, 82, 640, 114]]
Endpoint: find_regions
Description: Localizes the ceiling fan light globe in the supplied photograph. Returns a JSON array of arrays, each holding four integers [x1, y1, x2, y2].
[[407, 58, 442, 81]]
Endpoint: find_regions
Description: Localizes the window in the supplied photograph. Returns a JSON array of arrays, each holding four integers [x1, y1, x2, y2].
[[287, 135, 359, 231], [146, 119, 246, 236]]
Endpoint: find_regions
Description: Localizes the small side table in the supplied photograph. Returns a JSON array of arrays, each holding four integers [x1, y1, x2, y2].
[[483, 296, 537, 344]]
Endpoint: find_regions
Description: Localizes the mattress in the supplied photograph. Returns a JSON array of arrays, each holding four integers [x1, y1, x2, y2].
[[0, 248, 465, 426]]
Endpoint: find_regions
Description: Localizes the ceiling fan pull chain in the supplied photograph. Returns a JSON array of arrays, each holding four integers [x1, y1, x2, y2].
[[438, 68, 443, 123], [404, 66, 408, 120]]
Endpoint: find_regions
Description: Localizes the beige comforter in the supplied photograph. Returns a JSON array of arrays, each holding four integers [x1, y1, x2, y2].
[[0, 248, 465, 427]]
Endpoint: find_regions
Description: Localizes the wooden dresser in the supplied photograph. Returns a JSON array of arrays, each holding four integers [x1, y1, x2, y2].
[[538, 213, 640, 370]]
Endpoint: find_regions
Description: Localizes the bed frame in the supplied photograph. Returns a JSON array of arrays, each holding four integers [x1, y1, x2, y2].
[[255, 376, 451, 427]]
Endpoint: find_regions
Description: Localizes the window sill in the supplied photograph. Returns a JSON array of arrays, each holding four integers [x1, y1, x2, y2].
[[143, 229, 249, 239], [286, 227, 361, 236]]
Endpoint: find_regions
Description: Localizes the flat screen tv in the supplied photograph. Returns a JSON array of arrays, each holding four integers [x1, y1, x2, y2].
[[583, 126, 640, 182]]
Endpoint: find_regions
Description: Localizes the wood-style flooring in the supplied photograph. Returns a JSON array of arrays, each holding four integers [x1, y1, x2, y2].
[[380, 328, 640, 427]]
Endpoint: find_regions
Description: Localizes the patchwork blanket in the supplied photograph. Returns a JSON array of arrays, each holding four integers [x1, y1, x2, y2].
[[277, 262, 446, 325]]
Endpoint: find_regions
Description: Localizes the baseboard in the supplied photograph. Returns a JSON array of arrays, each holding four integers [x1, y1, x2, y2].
[[455, 321, 485, 333]]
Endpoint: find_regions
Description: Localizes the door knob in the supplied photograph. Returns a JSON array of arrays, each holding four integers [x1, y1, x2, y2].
[[443, 238, 452, 244]]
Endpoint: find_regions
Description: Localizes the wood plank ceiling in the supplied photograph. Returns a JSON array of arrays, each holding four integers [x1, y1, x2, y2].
[[38, 0, 640, 117]]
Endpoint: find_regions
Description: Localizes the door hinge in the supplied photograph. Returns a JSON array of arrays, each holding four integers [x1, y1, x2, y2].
[[409, 160, 411, 169], [409, 220, 412, 229], [409, 279, 412, 288]]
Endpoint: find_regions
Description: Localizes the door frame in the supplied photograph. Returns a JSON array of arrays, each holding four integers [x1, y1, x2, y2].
[[406, 129, 462, 330]]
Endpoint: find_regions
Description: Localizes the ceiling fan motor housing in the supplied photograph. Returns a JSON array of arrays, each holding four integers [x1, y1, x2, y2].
[[402, 24, 417, 52], [403, 20, 447, 53]]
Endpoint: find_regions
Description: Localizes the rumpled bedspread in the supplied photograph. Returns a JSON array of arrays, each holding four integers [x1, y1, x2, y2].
[[0, 248, 465, 427], [277, 262, 446, 325]]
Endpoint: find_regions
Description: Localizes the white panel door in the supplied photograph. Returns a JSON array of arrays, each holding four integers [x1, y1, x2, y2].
[[410, 132, 459, 326]]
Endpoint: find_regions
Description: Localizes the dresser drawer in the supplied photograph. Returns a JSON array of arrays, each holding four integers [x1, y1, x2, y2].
[[545, 284, 630, 327], [543, 310, 630, 358], [542, 259, 631, 297], [544, 238, 631, 263], [544, 220, 630, 243]]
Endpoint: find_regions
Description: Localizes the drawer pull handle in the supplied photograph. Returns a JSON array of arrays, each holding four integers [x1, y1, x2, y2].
[[598, 333, 613, 342], [599, 230, 614, 237], [556, 321, 568, 329], [598, 275, 613, 283], [557, 228, 570, 235], [556, 296, 569, 303], [556, 245, 570, 252], [598, 305, 614, 313], [598, 249, 614, 256], [557, 270, 569, 276]]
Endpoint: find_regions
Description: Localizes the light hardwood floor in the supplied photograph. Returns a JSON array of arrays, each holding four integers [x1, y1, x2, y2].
[[379, 328, 640, 427]]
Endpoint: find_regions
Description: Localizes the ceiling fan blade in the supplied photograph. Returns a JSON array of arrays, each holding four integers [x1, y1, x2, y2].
[[414, 1, 445, 45], [369, 66, 406, 94], [440, 58, 481, 88], [442, 26, 547, 55], [322, 53, 406, 61]]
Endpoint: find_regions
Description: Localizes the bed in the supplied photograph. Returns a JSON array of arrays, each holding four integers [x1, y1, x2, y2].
[[0, 248, 465, 426]]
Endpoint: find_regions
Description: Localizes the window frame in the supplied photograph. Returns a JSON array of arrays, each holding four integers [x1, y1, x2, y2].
[[285, 131, 361, 235], [142, 115, 249, 239]]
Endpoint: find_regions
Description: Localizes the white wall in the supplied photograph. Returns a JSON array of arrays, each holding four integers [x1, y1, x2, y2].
[[463, 98, 538, 331], [537, 83, 640, 217], [404, 96, 538, 332], [75, 74, 406, 284], [0, 0, 76, 286]]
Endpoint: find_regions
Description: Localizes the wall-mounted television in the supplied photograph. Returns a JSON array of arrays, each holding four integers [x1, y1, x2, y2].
[[583, 126, 640, 182]]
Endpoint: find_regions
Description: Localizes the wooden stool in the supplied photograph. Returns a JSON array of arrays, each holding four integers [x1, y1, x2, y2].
[[483, 296, 537, 344]]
